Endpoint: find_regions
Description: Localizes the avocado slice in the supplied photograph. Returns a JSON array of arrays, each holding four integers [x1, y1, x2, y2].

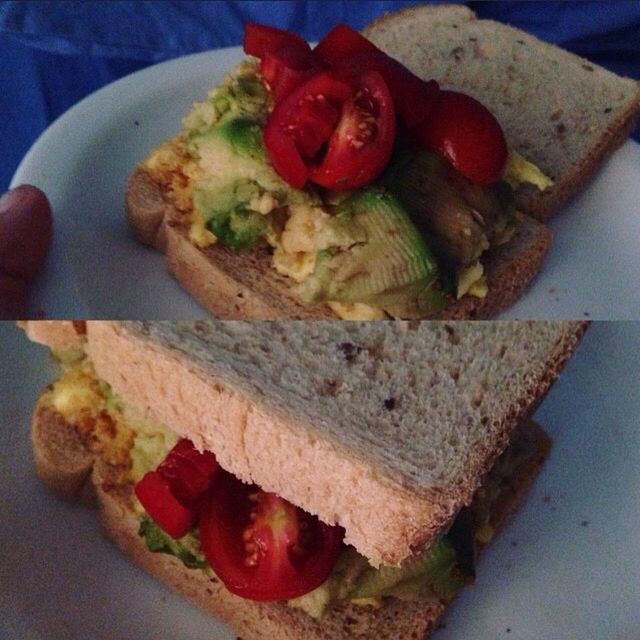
[[193, 179, 270, 251], [348, 536, 470, 601], [382, 148, 515, 268], [214, 115, 265, 160], [138, 516, 208, 570], [299, 187, 445, 317]]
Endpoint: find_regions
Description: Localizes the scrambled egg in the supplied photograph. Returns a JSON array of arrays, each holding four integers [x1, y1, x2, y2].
[[46, 354, 178, 494], [504, 151, 554, 191], [457, 261, 488, 300]]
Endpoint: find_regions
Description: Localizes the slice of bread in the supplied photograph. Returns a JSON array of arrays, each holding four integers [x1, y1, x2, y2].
[[363, 4, 640, 222], [30, 379, 550, 640], [83, 320, 584, 565], [126, 166, 552, 319]]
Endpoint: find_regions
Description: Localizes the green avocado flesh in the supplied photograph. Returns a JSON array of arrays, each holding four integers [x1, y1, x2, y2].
[[299, 187, 446, 317], [290, 535, 472, 619], [139, 516, 208, 570], [215, 115, 265, 160], [191, 115, 275, 251]]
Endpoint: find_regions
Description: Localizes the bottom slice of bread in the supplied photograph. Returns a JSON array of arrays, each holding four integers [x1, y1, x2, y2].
[[32, 394, 550, 640], [125, 166, 552, 320]]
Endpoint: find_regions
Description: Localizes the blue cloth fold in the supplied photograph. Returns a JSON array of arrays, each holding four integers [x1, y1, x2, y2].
[[2, 0, 639, 190]]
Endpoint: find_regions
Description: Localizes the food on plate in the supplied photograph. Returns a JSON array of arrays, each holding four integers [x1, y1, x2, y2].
[[125, 5, 640, 320], [25, 320, 586, 639], [0, 185, 52, 319]]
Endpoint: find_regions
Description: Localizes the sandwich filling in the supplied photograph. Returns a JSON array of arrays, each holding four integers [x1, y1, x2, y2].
[[142, 25, 552, 320], [41, 346, 547, 619]]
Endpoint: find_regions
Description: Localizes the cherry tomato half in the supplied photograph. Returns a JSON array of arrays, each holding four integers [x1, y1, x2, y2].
[[199, 471, 344, 601], [243, 23, 311, 60], [260, 45, 323, 104], [135, 471, 194, 538], [315, 25, 440, 129], [415, 90, 508, 184], [309, 70, 396, 190], [264, 71, 353, 188], [157, 438, 219, 510], [134, 439, 220, 539], [333, 52, 440, 130]]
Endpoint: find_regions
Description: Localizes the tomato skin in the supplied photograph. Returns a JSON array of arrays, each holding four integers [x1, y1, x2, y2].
[[199, 471, 344, 601], [135, 471, 194, 538], [415, 90, 508, 184], [264, 71, 353, 188], [134, 439, 220, 539], [243, 23, 311, 60], [157, 439, 219, 510], [309, 70, 396, 190], [333, 52, 440, 130], [313, 23, 379, 65], [260, 47, 322, 104]]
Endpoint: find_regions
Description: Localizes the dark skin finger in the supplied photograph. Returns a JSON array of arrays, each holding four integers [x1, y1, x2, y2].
[[0, 185, 52, 318]]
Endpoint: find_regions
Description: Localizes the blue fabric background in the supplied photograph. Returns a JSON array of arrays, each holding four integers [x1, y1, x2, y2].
[[1, 0, 639, 190]]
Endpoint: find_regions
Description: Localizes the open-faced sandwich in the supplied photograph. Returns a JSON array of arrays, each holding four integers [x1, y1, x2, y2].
[[125, 5, 640, 319]]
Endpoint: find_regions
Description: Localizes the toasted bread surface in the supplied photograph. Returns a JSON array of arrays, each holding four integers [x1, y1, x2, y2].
[[84, 320, 583, 565], [30, 382, 550, 640]]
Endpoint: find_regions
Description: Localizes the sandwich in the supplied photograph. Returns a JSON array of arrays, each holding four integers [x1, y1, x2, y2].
[[125, 4, 640, 320], [24, 319, 586, 639]]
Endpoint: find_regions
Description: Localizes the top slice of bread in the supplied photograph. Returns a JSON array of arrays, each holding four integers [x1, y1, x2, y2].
[[363, 4, 640, 221], [84, 320, 585, 565]]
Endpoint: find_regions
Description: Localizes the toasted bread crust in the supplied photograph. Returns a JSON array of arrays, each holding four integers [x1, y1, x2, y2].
[[125, 166, 551, 319], [30, 387, 550, 640], [514, 102, 640, 221]]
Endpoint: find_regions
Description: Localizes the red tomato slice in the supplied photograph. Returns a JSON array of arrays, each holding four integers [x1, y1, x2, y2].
[[199, 471, 344, 601], [264, 71, 353, 188], [260, 45, 323, 104], [332, 52, 440, 129], [134, 439, 220, 539], [313, 23, 379, 65], [135, 471, 194, 539], [157, 439, 219, 510], [243, 23, 311, 60], [309, 70, 396, 190], [416, 90, 508, 184]]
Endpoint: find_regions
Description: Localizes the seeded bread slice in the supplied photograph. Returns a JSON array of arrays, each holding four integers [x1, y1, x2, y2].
[[30, 378, 550, 640], [363, 4, 640, 222], [83, 320, 584, 566], [126, 166, 551, 319]]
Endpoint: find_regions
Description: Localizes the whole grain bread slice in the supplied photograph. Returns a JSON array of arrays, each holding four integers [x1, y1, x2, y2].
[[30, 381, 550, 640], [83, 320, 584, 565], [126, 166, 551, 319], [363, 4, 640, 221]]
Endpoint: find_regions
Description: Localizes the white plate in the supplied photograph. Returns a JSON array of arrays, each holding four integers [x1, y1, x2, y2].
[[1, 322, 639, 639], [9, 47, 640, 319]]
